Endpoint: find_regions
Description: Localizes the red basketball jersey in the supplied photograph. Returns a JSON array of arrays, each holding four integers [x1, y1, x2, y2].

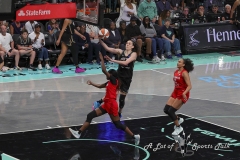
[[104, 79, 118, 100], [173, 69, 188, 90]]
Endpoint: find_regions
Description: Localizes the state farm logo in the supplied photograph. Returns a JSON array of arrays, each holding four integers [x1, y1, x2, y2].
[[18, 10, 51, 16]]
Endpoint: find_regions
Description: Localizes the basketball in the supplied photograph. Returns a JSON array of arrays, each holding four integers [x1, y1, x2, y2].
[[99, 28, 110, 39]]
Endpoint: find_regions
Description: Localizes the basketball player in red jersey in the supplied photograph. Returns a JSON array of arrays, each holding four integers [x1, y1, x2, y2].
[[69, 52, 140, 145], [164, 58, 194, 136]]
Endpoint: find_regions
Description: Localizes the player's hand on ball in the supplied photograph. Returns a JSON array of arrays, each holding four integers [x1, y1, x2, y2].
[[87, 80, 92, 85]]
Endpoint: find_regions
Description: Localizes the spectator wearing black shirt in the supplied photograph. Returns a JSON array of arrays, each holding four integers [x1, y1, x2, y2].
[[156, 0, 171, 15], [180, 7, 192, 23], [182, 0, 199, 13], [207, 5, 223, 22], [16, 29, 37, 71], [125, 16, 151, 61], [169, 0, 182, 10], [193, 5, 209, 23], [160, 18, 182, 59], [222, 4, 232, 21], [118, 21, 128, 50], [10, 20, 25, 35], [105, 22, 122, 52]]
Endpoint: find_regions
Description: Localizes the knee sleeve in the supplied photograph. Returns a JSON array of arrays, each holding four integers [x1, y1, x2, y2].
[[113, 120, 126, 131], [163, 104, 171, 114], [168, 106, 178, 121], [86, 110, 97, 123], [119, 94, 126, 109]]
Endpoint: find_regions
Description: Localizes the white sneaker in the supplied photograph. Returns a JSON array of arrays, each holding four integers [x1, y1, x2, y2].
[[38, 64, 43, 70], [45, 64, 51, 70], [174, 118, 184, 129], [69, 128, 81, 138], [172, 126, 183, 136], [152, 57, 159, 63], [156, 56, 161, 62], [134, 134, 140, 145], [161, 55, 166, 61]]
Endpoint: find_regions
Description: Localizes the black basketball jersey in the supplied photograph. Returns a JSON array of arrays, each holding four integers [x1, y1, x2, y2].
[[117, 50, 134, 78], [60, 19, 77, 35]]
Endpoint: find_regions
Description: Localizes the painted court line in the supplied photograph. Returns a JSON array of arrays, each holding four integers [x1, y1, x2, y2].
[[181, 113, 240, 133], [151, 69, 171, 75], [0, 115, 166, 135]]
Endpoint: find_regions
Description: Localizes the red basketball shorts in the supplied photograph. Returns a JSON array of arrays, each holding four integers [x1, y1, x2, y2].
[[101, 99, 119, 116], [171, 89, 190, 103]]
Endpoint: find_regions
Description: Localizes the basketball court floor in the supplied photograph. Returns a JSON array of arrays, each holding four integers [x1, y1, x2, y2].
[[0, 53, 240, 159]]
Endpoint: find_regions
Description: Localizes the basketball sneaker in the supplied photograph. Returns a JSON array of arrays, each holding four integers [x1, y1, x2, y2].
[[172, 126, 183, 136], [52, 67, 63, 74], [92, 101, 101, 110], [75, 67, 85, 73], [69, 128, 81, 138], [134, 134, 140, 145], [174, 118, 184, 129]]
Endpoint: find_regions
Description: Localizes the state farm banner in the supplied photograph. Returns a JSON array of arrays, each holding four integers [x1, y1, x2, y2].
[[16, 3, 77, 21]]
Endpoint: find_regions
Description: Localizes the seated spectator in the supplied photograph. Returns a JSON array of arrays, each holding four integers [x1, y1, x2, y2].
[[116, 0, 138, 28], [25, 20, 38, 34], [204, 0, 223, 13], [156, 0, 171, 15], [29, 24, 50, 70], [140, 16, 164, 62], [86, 0, 97, 8], [138, 0, 158, 23], [222, 4, 232, 21], [208, 4, 222, 14], [0, 24, 21, 70], [169, 0, 182, 10], [10, 20, 25, 35], [16, 29, 37, 71], [158, 10, 171, 26], [47, 19, 60, 35], [0, 55, 3, 72], [126, 16, 151, 61], [160, 18, 182, 59], [85, 24, 107, 64], [180, 7, 192, 23], [193, 5, 209, 23], [118, 21, 128, 49], [75, 23, 100, 64], [105, 22, 122, 53], [182, 0, 198, 13]]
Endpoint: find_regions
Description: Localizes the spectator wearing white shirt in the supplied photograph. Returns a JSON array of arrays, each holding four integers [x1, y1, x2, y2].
[[29, 24, 50, 70], [116, 0, 138, 28], [0, 24, 21, 70], [25, 21, 38, 34]]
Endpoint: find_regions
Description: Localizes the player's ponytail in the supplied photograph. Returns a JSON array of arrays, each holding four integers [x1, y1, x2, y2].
[[183, 58, 194, 73]]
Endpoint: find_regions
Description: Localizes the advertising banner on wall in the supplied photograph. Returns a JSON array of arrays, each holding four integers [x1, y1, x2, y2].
[[16, 2, 76, 21], [183, 24, 240, 50]]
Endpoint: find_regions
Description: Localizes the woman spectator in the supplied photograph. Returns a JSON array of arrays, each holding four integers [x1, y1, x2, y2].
[[158, 10, 170, 26], [47, 19, 60, 36], [105, 22, 122, 57], [140, 16, 164, 62], [116, 0, 138, 28], [118, 21, 128, 50], [10, 20, 24, 35]]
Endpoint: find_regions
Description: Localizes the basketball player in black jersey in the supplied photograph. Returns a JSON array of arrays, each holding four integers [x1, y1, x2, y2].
[[52, 18, 85, 74], [92, 39, 138, 118]]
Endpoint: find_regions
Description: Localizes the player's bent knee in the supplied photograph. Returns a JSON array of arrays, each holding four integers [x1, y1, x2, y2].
[[168, 106, 178, 121], [163, 104, 171, 114], [86, 110, 97, 123]]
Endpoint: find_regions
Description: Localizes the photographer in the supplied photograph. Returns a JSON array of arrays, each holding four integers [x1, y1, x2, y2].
[[29, 24, 50, 70]]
